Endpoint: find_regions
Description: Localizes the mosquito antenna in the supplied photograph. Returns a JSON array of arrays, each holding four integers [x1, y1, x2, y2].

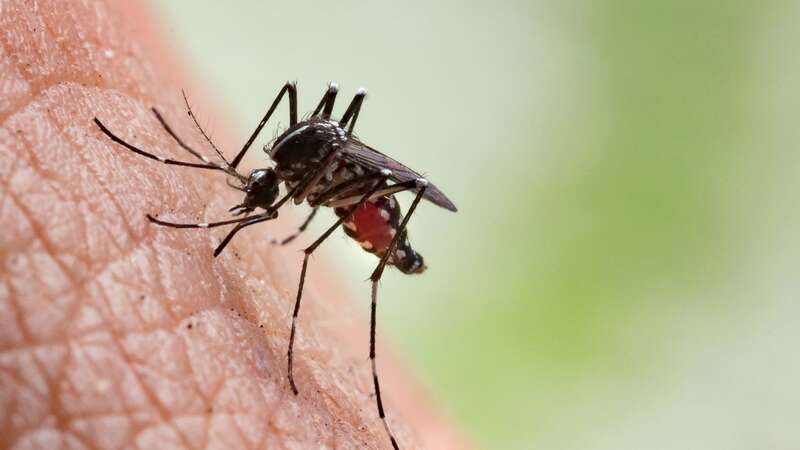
[[151, 107, 210, 163], [181, 89, 232, 168]]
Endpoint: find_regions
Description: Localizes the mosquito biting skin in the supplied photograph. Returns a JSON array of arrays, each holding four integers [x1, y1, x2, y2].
[[94, 82, 457, 450]]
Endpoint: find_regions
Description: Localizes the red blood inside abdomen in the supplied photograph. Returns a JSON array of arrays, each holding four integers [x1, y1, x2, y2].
[[351, 202, 393, 253]]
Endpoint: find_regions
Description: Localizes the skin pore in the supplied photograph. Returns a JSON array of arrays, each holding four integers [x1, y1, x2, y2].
[[0, 1, 467, 448]]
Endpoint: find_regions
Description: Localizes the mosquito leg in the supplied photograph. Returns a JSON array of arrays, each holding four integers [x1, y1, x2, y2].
[[271, 207, 318, 246], [210, 162, 326, 257], [146, 213, 263, 229], [212, 211, 278, 256], [216, 143, 360, 255], [311, 83, 339, 118], [339, 88, 367, 136], [369, 179, 428, 281], [367, 179, 428, 450], [93, 118, 228, 172], [287, 172, 393, 395], [230, 81, 298, 169], [157, 175, 304, 258]]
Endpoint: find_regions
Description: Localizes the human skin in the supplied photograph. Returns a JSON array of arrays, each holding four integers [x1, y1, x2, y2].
[[0, 1, 468, 449]]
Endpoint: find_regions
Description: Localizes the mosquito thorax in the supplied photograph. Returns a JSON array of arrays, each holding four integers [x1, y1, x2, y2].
[[243, 168, 280, 210], [268, 118, 348, 181]]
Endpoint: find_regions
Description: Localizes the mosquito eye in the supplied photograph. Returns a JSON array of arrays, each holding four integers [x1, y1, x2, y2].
[[248, 169, 277, 187]]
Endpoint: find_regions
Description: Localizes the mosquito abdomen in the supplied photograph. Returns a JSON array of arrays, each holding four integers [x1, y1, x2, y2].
[[336, 195, 426, 274]]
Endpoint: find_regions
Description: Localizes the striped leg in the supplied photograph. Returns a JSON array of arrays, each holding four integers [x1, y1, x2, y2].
[[339, 88, 367, 136], [311, 83, 339, 118], [230, 81, 298, 169], [368, 179, 428, 450], [146, 213, 259, 229], [287, 172, 393, 395], [93, 118, 229, 172]]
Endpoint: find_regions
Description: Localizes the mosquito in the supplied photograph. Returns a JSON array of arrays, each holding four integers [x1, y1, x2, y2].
[[93, 82, 457, 449]]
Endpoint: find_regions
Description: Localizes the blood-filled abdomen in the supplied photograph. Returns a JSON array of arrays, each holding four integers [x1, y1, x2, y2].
[[335, 195, 426, 274]]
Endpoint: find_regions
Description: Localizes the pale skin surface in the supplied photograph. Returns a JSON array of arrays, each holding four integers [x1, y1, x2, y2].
[[0, 1, 468, 449]]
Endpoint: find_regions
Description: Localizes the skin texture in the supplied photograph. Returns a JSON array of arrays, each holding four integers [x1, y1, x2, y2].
[[0, 1, 468, 449]]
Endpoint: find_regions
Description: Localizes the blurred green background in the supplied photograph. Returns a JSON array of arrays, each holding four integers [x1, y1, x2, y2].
[[152, 1, 800, 449]]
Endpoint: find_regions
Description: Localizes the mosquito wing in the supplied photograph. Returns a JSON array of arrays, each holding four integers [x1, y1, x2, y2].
[[340, 140, 457, 212]]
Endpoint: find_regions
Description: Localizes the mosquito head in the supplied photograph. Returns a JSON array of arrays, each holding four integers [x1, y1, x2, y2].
[[242, 168, 280, 211]]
